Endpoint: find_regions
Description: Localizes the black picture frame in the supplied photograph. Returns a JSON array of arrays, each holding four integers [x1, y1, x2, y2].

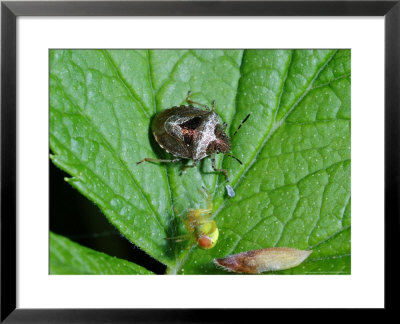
[[1, 0, 398, 321]]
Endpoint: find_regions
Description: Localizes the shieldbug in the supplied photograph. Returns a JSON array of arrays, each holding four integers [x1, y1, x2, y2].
[[167, 186, 218, 250], [137, 91, 250, 182]]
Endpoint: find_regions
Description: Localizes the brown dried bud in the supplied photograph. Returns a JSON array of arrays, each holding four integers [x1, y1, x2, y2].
[[214, 247, 312, 274]]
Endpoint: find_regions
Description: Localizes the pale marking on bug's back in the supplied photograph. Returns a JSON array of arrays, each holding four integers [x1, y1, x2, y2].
[[194, 113, 219, 160]]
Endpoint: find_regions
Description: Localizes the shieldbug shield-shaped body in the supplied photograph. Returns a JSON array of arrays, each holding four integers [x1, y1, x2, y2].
[[137, 91, 250, 182]]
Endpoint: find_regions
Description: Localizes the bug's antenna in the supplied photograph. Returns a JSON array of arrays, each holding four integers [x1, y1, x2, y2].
[[232, 114, 250, 138], [224, 153, 243, 165]]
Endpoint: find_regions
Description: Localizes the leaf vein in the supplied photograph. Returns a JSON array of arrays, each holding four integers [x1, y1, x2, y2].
[[311, 73, 351, 90], [308, 225, 350, 250], [307, 173, 330, 245], [50, 81, 164, 230], [148, 50, 179, 269], [51, 137, 164, 231], [274, 50, 294, 123], [214, 50, 245, 198], [102, 50, 151, 118], [214, 50, 339, 219]]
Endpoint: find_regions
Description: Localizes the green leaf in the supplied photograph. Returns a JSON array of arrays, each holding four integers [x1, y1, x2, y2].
[[50, 49, 350, 274], [50, 232, 153, 274]]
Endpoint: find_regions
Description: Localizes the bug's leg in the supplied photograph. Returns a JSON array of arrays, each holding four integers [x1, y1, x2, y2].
[[197, 216, 213, 225], [172, 206, 188, 231], [172, 206, 186, 221], [211, 100, 216, 112], [198, 186, 210, 201], [186, 91, 211, 111], [176, 208, 188, 226], [185, 241, 197, 250], [191, 207, 212, 220], [173, 206, 184, 221], [211, 154, 229, 182], [179, 159, 198, 175], [137, 157, 181, 165], [165, 234, 190, 242], [232, 113, 251, 137], [198, 186, 213, 212]]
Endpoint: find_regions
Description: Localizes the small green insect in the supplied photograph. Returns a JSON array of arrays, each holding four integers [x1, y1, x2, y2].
[[167, 186, 219, 249]]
